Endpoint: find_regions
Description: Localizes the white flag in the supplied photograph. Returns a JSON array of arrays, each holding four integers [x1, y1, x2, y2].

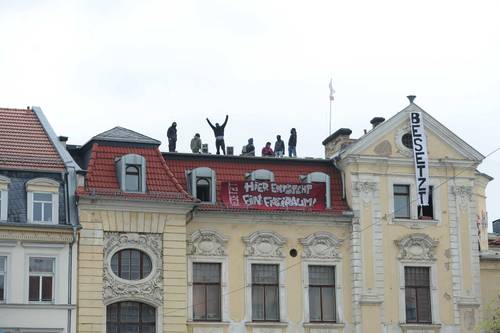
[[329, 79, 335, 101]]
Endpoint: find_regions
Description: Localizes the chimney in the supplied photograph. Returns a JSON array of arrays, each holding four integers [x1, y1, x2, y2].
[[201, 144, 209, 154], [227, 146, 234, 156], [407, 95, 416, 104], [59, 136, 68, 149], [322, 128, 353, 159], [370, 117, 385, 129]]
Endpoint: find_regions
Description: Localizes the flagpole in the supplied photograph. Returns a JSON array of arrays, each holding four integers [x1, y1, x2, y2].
[[329, 98, 332, 135]]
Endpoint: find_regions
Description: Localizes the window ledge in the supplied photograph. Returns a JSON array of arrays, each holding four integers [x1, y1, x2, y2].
[[400, 323, 441, 332], [303, 322, 345, 329], [187, 321, 230, 327], [392, 218, 439, 229], [245, 322, 288, 328]]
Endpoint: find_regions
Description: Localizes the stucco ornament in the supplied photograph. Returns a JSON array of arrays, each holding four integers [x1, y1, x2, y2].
[[187, 229, 229, 256], [299, 231, 343, 259], [103, 232, 163, 305], [452, 185, 473, 212], [394, 126, 414, 158], [352, 181, 377, 203], [395, 233, 438, 262], [242, 231, 286, 258]]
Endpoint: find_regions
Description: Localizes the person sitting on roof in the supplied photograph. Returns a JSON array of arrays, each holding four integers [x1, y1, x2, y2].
[[242, 138, 255, 156], [274, 135, 285, 157], [261, 142, 274, 157], [190, 133, 202, 153]]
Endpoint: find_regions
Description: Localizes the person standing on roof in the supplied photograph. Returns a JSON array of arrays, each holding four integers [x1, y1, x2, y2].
[[190, 133, 202, 153], [288, 128, 297, 157], [274, 135, 285, 157], [167, 122, 177, 152], [206, 115, 229, 155]]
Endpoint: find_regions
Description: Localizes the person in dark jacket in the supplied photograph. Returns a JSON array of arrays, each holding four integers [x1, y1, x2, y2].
[[206, 115, 229, 155], [167, 122, 177, 152], [274, 135, 285, 157], [243, 138, 255, 156], [288, 128, 297, 157]]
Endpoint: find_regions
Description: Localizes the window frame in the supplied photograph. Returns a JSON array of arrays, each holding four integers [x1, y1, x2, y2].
[[192, 262, 222, 321], [110, 248, 153, 281], [404, 266, 432, 324], [106, 301, 156, 333], [26, 178, 59, 225], [247, 169, 275, 182], [304, 172, 331, 209], [251, 263, 280, 322], [125, 164, 142, 192], [28, 256, 55, 303], [393, 184, 411, 219], [116, 154, 147, 193], [188, 167, 216, 204], [308, 265, 336, 323]]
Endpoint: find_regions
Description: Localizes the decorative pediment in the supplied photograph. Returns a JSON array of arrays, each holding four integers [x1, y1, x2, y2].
[[299, 232, 343, 259], [395, 233, 438, 262], [187, 229, 229, 256], [103, 233, 163, 306], [242, 231, 286, 258]]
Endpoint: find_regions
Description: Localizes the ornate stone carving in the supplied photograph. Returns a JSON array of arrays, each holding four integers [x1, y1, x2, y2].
[[103, 233, 163, 305], [188, 229, 229, 256], [242, 231, 286, 258], [352, 181, 377, 203], [395, 126, 413, 157], [374, 140, 392, 156], [299, 231, 343, 259], [395, 233, 438, 262], [453, 185, 473, 212]]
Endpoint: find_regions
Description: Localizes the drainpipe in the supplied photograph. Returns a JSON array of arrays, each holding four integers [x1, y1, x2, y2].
[[64, 170, 78, 333]]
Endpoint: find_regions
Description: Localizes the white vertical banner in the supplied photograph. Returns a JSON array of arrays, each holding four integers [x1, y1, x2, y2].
[[410, 112, 430, 206]]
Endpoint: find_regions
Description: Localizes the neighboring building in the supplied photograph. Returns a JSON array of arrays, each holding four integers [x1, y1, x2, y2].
[[326, 96, 496, 333], [0, 107, 80, 333]]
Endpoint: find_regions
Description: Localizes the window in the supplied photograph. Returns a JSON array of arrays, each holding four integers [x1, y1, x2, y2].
[[418, 186, 434, 219], [29, 257, 54, 302], [196, 178, 211, 202], [394, 185, 410, 219], [0, 256, 5, 301], [252, 264, 279, 321], [304, 172, 331, 209], [188, 167, 216, 203], [111, 249, 152, 280], [125, 165, 141, 192], [193, 263, 221, 321], [309, 266, 335, 322], [402, 133, 413, 149], [32, 193, 53, 222], [107, 301, 155, 333], [247, 169, 275, 182], [405, 267, 431, 323]]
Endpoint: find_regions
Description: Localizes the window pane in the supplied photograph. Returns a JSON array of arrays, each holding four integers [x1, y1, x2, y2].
[[121, 251, 130, 279], [309, 287, 321, 321], [120, 302, 140, 322], [142, 326, 155, 333], [252, 264, 278, 284], [34, 193, 52, 201], [206, 284, 221, 320], [193, 284, 206, 320], [321, 287, 336, 321], [265, 285, 279, 321], [43, 202, 52, 221], [405, 267, 430, 287], [252, 285, 265, 320], [0, 256, 5, 271], [394, 194, 410, 218], [143, 254, 152, 277], [394, 185, 409, 194], [141, 303, 156, 323], [0, 275, 4, 300], [29, 276, 40, 301], [120, 324, 139, 333], [196, 178, 211, 202], [130, 250, 140, 280], [29, 258, 54, 273], [405, 288, 417, 322], [193, 263, 220, 283], [125, 166, 140, 192], [107, 303, 118, 321], [309, 266, 334, 285], [416, 288, 432, 322], [41, 276, 53, 301], [33, 202, 43, 221]]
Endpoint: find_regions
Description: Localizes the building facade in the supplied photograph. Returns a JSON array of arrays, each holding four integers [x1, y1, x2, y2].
[[0, 107, 80, 333]]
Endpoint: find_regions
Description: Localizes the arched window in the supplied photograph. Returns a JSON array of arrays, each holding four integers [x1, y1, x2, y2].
[[196, 177, 211, 202], [107, 301, 155, 333], [110, 249, 152, 280], [125, 165, 141, 192]]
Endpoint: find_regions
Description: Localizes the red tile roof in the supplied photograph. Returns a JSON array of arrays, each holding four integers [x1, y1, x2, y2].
[[164, 153, 350, 214], [0, 108, 65, 172], [78, 143, 194, 202]]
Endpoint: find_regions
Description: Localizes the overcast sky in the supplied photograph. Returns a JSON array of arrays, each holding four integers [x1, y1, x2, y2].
[[1, 0, 499, 226]]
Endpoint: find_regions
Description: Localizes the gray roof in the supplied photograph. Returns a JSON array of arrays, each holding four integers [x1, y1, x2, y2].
[[92, 126, 161, 145]]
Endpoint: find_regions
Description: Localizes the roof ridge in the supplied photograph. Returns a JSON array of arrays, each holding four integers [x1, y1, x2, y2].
[[155, 148, 196, 201]]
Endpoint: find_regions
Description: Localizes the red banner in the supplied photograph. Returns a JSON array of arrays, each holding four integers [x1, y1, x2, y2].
[[220, 181, 326, 211]]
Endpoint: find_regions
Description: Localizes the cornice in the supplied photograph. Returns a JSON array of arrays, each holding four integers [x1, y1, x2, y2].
[[0, 227, 73, 243], [78, 197, 195, 215]]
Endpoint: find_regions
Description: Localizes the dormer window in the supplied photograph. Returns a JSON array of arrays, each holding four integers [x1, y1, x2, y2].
[[125, 165, 141, 192], [247, 169, 275, 182], [188, 167, 216, 203], [26, 178, 59, 224], [303, 172, 331, 208], [116, 154, 147, 193], [0, 175, 9, 221]]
